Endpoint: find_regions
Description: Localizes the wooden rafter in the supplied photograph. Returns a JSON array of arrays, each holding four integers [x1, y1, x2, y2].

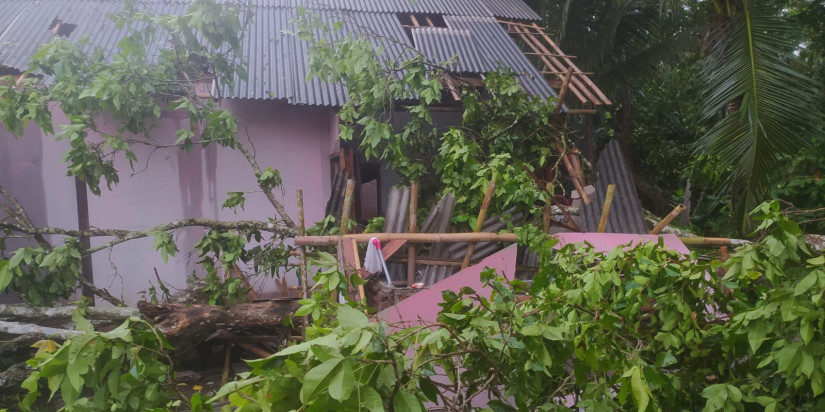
[[498, 20, 612, 107]]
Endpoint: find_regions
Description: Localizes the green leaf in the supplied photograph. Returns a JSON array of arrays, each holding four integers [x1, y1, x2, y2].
[[300, 358, 342, 403], [812, 370, 825, 397], [808, 256, 825, 266], [392, 390, 423, 412], [747, 322, 768, 352], [205, 376, 265, 404], [0, 260, 12, 291], [801, 320, 815, 346], [328, 359, 354, 401], [360, 386, 384, 412], [337, 305, 368, 329], [629, 366, 650, 412], [795, 271, 818, 296]]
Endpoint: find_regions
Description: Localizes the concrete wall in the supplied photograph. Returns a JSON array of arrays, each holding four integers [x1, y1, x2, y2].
[[1, 100, 335, 304]]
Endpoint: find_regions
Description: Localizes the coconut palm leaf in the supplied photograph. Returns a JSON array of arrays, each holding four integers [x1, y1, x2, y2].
[[694, 0, 821, 231]]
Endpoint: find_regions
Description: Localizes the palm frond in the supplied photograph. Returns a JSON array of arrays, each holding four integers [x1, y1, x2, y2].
[[694, 0, 822, 231]]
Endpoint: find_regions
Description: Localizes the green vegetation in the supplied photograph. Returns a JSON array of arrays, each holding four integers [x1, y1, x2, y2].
[[1, 0, 824, 411], [527, 0, 824, 234], [19, 202, 825, 410]]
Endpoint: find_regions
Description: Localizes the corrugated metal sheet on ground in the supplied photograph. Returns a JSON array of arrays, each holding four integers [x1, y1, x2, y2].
[[580, 140, 648, 234]]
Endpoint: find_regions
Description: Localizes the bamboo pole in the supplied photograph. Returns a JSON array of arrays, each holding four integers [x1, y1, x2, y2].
[[565, 109, 598, 115], [352, 238, 366, 306], [221, 344, 232, 386], [340, 179, 355, 235], [407, 182, 419, 286], [649, 204, 687, 235], [554, 67, 574, 115], [597, 184, 616, 233], [678, 237, 750, 248], [296, 190, 308, 300], [295, 232, 518, 247], [461, 180, 496, 270], [558, 143, 589, 205]]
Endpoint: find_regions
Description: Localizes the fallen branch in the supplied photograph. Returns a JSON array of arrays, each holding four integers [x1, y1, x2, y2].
[[0, 305, 137, 322], [0, 320, 84, 339], [0, 218, 296, 254]]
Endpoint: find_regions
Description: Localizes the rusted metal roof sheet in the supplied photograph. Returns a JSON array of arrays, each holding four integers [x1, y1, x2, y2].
[[580, 140, 648, 234]]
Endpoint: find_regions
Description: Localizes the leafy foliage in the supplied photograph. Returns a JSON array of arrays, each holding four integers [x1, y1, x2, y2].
[[21, 314, 177, 411], [696, 0, 823, 231], [204, 201, 824, 411]]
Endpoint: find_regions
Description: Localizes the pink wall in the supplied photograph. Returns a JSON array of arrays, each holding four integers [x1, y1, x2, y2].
[[1, 100, 336, 304]]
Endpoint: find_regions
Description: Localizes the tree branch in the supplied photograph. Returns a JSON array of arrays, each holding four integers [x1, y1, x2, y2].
[[0, 320, 84, 339], [0, 304, 137, 321], [1, 218, 295, 244], [79, 279, 127, 307], [234, 139, 298, 230], [0, 183, 52, 250]]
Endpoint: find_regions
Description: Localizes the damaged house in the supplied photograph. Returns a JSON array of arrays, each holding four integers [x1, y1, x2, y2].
[[0, 0, 614, 303]]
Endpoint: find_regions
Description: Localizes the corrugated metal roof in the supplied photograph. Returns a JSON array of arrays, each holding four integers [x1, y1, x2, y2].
[[218, 0, 540, 20], [411, 28, 489, 73], [0, 0, 550, 105], [580, 140, 649, 234], [445, 16, 556, 100]]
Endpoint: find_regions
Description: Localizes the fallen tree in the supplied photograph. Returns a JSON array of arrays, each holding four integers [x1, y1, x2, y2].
[[137, 300, 301, 351]]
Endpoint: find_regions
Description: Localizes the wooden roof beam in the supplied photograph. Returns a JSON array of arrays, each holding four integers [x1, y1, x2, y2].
[[529, 22, 611, 105], [508, 24, 591, 105]]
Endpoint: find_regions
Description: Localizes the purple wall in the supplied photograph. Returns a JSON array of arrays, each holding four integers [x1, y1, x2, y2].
[[1, 100, 336, 304]]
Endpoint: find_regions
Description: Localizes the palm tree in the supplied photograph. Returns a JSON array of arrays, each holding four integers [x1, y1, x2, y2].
[[528, 0, 822, 233], [696, 0, 821, 232]]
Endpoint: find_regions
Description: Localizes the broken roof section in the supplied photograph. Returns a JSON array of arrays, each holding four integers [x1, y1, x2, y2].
[[580, 140, 648, 234], [0, 0, 605, 107]]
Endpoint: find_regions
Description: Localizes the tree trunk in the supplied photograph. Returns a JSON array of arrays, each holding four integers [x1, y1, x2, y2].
[[137, 300, 301, 350]]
